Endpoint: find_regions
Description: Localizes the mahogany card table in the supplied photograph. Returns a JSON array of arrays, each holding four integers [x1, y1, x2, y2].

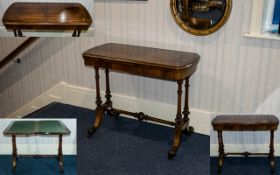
[[2, 2, 92, 37], [212, 115, 279, 173], [83, 43, 200, 158], [3, 120, 71, 173]]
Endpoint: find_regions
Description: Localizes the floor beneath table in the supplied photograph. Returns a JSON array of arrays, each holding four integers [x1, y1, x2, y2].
[[0, 155, 76, 175], [210, 157, 280, 175], [25, 102, 209, 175]]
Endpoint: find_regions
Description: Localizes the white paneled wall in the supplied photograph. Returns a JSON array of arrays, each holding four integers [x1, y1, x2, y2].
[[0, 0, 94, 27], [0, 119, 76, 155], [0, 0, 280, 146]]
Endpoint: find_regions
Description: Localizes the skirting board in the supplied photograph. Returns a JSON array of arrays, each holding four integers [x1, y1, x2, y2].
[[7, 82, 211, 135], [210, 144, 280, 156], [0, 144, 75, 155]]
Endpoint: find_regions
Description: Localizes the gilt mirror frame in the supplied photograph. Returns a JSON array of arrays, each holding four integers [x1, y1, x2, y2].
[[170, 0, 232, 36]]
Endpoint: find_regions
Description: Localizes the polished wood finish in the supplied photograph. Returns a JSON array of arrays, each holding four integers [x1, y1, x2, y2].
[[212, 115, 279, 173], [83, 43, 200, 158], [3, 3, 92, 37], [0, 37, 39, 70], [212, 115, 279, 131], [83, 43, 200, 81]]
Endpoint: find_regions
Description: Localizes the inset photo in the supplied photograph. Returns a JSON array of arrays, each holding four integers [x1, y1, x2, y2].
[[0, 118, 76, 175], [0, 1, 93, 37]]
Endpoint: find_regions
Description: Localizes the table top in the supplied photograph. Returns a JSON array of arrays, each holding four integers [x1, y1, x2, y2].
[[3, 120, 71, 135], [2, 2, 92, 30], [212, 115, 279, 131], [83, 43, 200, 81]]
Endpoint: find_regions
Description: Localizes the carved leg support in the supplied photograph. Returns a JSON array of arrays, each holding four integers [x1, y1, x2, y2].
[[58, 135, 64, 173], [12, 135, 17, 173], [168, 80, 183, 159], [217, 130, 225, 173], [88, 66, 105, 137], [269, 130, 275, 173]]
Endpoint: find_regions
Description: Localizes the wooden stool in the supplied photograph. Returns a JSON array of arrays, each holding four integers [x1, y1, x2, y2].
[[2, 2, 92, 37], [83, 43, 200, 158], [212, 115, 279, 173]]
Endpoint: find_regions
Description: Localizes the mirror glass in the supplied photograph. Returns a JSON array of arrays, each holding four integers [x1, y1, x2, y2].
[[171, 0, 232, 35]]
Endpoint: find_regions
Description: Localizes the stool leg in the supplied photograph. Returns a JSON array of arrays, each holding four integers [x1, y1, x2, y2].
[[182, 77, 193, 135], [58, 135, 64, 173], [12, 135, 17, 173], [105, 68, 120, 118], [269, 130, 275, 173], [218, 130, 225, 173], [88, 66, 105, 137], [168, 80, 183, 159]]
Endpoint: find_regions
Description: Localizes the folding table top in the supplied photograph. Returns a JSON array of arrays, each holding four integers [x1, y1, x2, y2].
[[83, 43, 200, 81], [212, 115, 279, 131], [3, 120, 71, 135], [2, 2, 92, 30]]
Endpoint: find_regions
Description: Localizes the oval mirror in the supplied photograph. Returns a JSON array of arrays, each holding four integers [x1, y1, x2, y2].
[[170, 0, 232, 36]]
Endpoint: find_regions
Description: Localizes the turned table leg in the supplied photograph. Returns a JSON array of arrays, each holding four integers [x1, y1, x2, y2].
[[58, 134, 64, 173], [88, 66, 105, 137], [168, 80, 183, 159], [105, 68, 120, 118], [72, 29, 81, 37], [182, 76, 193, 134], [217, 130, 225, 173], [12, 135, 17, 173], [269, 130, 275, 173], [13, 29, 17, 37], [13, 29, 23, 37]]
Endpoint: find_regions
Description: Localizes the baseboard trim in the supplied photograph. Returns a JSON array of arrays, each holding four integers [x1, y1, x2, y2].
[[7, 82, 211, 135]]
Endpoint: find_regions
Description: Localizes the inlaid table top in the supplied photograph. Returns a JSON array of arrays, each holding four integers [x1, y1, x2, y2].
[[2, 2, 92, 30], [212, 115, 279, 131], [83, 43, 200, 80], [3, 120, 71, 135]]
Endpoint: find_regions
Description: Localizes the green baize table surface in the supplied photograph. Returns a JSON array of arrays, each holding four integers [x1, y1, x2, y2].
[[3, 121, 70, 135]]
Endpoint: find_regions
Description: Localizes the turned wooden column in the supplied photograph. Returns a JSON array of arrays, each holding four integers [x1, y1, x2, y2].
[[95, 66, 102, 107], [58, 134, 64, 173], [12, 135, 17, 172], [105, 68, 112, 107], [269, 130, 275, 172], [217, 130, 225, 172]]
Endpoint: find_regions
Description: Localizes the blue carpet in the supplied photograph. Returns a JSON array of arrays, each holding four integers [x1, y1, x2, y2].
[[0, 155, 76, 175], [26, 102, 209, 175], [210, 157, 280, 175]]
